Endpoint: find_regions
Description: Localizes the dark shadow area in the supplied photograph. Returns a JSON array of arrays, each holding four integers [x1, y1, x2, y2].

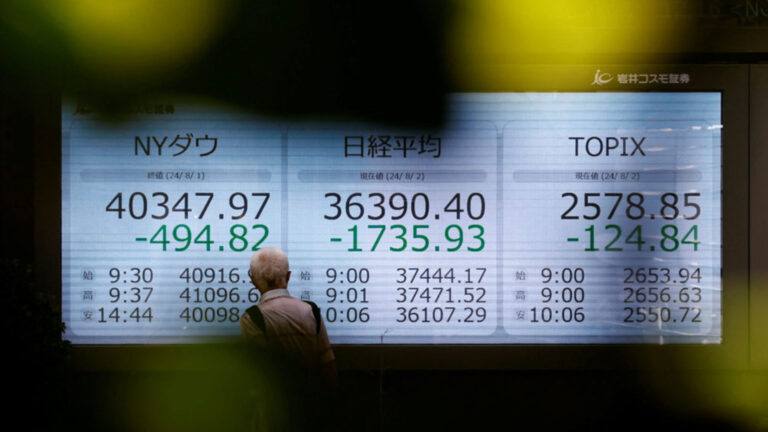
[[0, 0, 451, 127], [56, 368, 757, 432]]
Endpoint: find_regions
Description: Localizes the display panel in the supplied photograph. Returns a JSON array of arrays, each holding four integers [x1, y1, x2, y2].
[[62, 93, 722, 344]]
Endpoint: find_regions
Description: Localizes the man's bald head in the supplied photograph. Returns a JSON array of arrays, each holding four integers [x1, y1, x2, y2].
[[249, 247, 291, 292]]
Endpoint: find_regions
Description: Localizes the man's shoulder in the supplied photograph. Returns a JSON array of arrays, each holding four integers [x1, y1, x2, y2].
[[258, 297, 322, 335]]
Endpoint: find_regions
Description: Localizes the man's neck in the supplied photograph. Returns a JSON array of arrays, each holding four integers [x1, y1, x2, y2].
[[259, 288, 290, 303], [258, 285, 287, 295]]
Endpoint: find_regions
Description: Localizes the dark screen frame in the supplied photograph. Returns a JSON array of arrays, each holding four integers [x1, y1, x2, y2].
[[43, 64, 750, 371]]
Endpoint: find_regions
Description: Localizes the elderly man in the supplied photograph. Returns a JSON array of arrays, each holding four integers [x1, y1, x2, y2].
[[240, 247, 336, 376]]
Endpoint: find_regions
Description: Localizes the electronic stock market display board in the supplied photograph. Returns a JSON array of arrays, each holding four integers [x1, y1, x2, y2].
[[62, 92, 722, 344]]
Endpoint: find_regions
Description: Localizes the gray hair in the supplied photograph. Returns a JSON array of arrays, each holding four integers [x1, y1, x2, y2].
[[249, 247, 290, 289]]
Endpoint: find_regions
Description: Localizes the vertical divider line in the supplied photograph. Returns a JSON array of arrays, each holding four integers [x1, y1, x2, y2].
[[281, 128, 288, 251], [496, 126, 505, 333]]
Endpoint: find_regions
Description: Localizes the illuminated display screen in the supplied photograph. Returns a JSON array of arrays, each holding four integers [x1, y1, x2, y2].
[[62, 93, 722, 344]]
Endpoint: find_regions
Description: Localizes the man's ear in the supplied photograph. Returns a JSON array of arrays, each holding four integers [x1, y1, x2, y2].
[[286, 270, 291, 284]]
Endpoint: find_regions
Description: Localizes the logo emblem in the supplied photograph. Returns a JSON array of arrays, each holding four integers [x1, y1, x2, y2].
[[591, 69, 613, 86]]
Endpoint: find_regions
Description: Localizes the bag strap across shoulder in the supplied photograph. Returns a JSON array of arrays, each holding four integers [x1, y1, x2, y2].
[[303, 300, 322, 335], [245, 305, 267, 335]]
